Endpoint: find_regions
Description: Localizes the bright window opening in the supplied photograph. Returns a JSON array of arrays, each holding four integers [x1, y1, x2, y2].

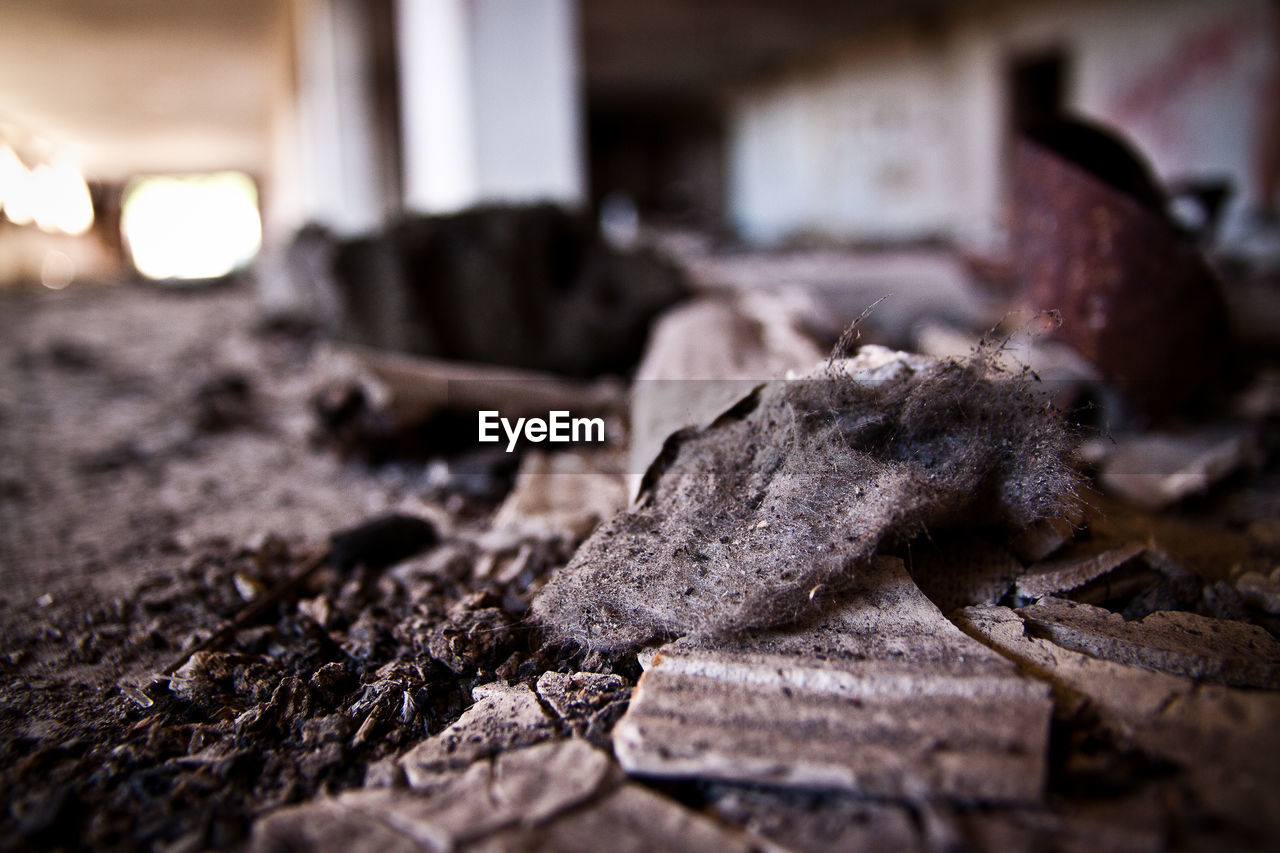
[[0, 147, 94, 235], [122, 172, 262, 280]]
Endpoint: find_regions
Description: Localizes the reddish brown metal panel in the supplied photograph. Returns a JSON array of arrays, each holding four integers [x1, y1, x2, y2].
[[1013, 136, 1232, 421]]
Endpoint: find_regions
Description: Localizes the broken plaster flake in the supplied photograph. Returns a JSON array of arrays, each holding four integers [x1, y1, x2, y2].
[[1013, 541, 1146, 600], [1017, 597, 1280, 688], [249, 797, 425, 853], [491, 450, 629, 543], [534, 671, 628, 722], [628, 296, 827, 502], [613, 557, 1052, 802], [1098, 427, 1260, 511], [469, 783, 766, 853], [954, 605, 1191, 721], [953, 605, 1280, 800], [536, 350, 1080, 653], [399, 682, 555, 788], [252, 740, 621, 853]]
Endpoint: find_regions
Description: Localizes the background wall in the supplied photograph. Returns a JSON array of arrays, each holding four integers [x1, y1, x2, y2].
[[726, 0, 1274, 248]]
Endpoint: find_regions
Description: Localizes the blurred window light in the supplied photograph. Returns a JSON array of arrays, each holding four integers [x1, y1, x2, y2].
[[31, 159, 95, 235], [121, 172, 262, 280], [0, 149, 94, 234], [0, 145, 34, 226]]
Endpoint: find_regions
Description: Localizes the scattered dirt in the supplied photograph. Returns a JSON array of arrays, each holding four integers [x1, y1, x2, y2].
[[0, 280, 626, 850], [2, 276, 1278, 851]]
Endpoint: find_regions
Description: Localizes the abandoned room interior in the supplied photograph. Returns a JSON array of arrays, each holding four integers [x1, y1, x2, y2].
[[2, 0, 1280, 849]]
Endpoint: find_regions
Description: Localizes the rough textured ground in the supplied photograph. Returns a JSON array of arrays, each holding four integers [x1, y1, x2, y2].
[[1, 275, 1278, 852], [535, 347, 1080, 652], [0, 280, 616, 849]]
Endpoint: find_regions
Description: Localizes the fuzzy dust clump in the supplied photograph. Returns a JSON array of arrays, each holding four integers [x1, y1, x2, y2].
[[532, 346, 1081, 653]]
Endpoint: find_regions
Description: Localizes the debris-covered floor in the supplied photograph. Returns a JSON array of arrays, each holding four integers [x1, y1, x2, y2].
[[0, 280, 611, 849], [1, 268, 1279, 851]]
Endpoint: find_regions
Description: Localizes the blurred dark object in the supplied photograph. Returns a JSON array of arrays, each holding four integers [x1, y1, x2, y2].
[[330, 203, 688, 379], [310, 376, 522, 500], [191, 371, 256, 433], [328, 513, 438, 573], [311, 379, 400, 462], [1013, 118, 1234, 422], [310, 348, 623, 480]]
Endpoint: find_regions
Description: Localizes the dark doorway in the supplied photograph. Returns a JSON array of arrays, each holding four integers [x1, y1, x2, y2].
[[1009, 48, 1069, 132], [586, 95, 726, 230]]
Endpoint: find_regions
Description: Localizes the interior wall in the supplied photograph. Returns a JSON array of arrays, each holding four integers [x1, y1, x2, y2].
[[725, 0, 1273, 248]]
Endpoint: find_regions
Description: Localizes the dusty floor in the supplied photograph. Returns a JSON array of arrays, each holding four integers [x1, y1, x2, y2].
[[0, 280, 608, 848], [1, 274, 1278, 851]]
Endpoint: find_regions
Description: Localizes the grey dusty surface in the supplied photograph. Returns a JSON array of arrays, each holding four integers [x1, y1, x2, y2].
[[613, 556, 1053, 801], [252, 739, 762, 853], [956, 605, 1280, 839], [534, 346, 1081, 652], [1016, 596, 1280, 688], [4, 276, 1280, 851], [0, 284, 394, 616]]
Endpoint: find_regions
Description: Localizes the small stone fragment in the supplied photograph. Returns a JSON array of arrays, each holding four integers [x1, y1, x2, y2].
[[399, 682, 555, 789], [421, 595, 518, 674], [1017, 597, 1280, 688], [535, 671, 630, 745], [328, 513, 438, 573], [1014, 542, 1146, 600]]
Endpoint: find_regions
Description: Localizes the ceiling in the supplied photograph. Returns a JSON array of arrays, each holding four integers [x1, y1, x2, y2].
[[0, 0, 284, 181], [581, 0, 959, 102], [0, 0, 956, 182]]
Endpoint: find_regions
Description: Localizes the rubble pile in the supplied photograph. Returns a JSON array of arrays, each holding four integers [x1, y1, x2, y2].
[[327, 204, 689, 379], [2, 240, 1279, 850], [535, 347, 1080, 652]]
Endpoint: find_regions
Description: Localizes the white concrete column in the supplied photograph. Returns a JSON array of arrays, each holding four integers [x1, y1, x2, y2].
[[293, 0, 384, 235], [396, 0, 583, 213], [471, 0, 582, 205], [396, 0, 478, 212]]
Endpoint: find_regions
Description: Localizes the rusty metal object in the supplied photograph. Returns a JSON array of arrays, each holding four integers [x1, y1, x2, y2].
[[1013, 120, 1233, 421]]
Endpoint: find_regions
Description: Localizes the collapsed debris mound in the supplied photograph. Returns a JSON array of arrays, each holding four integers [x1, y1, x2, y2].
[[534, 346, 1081, 653], [330, 203, 689, 378]]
